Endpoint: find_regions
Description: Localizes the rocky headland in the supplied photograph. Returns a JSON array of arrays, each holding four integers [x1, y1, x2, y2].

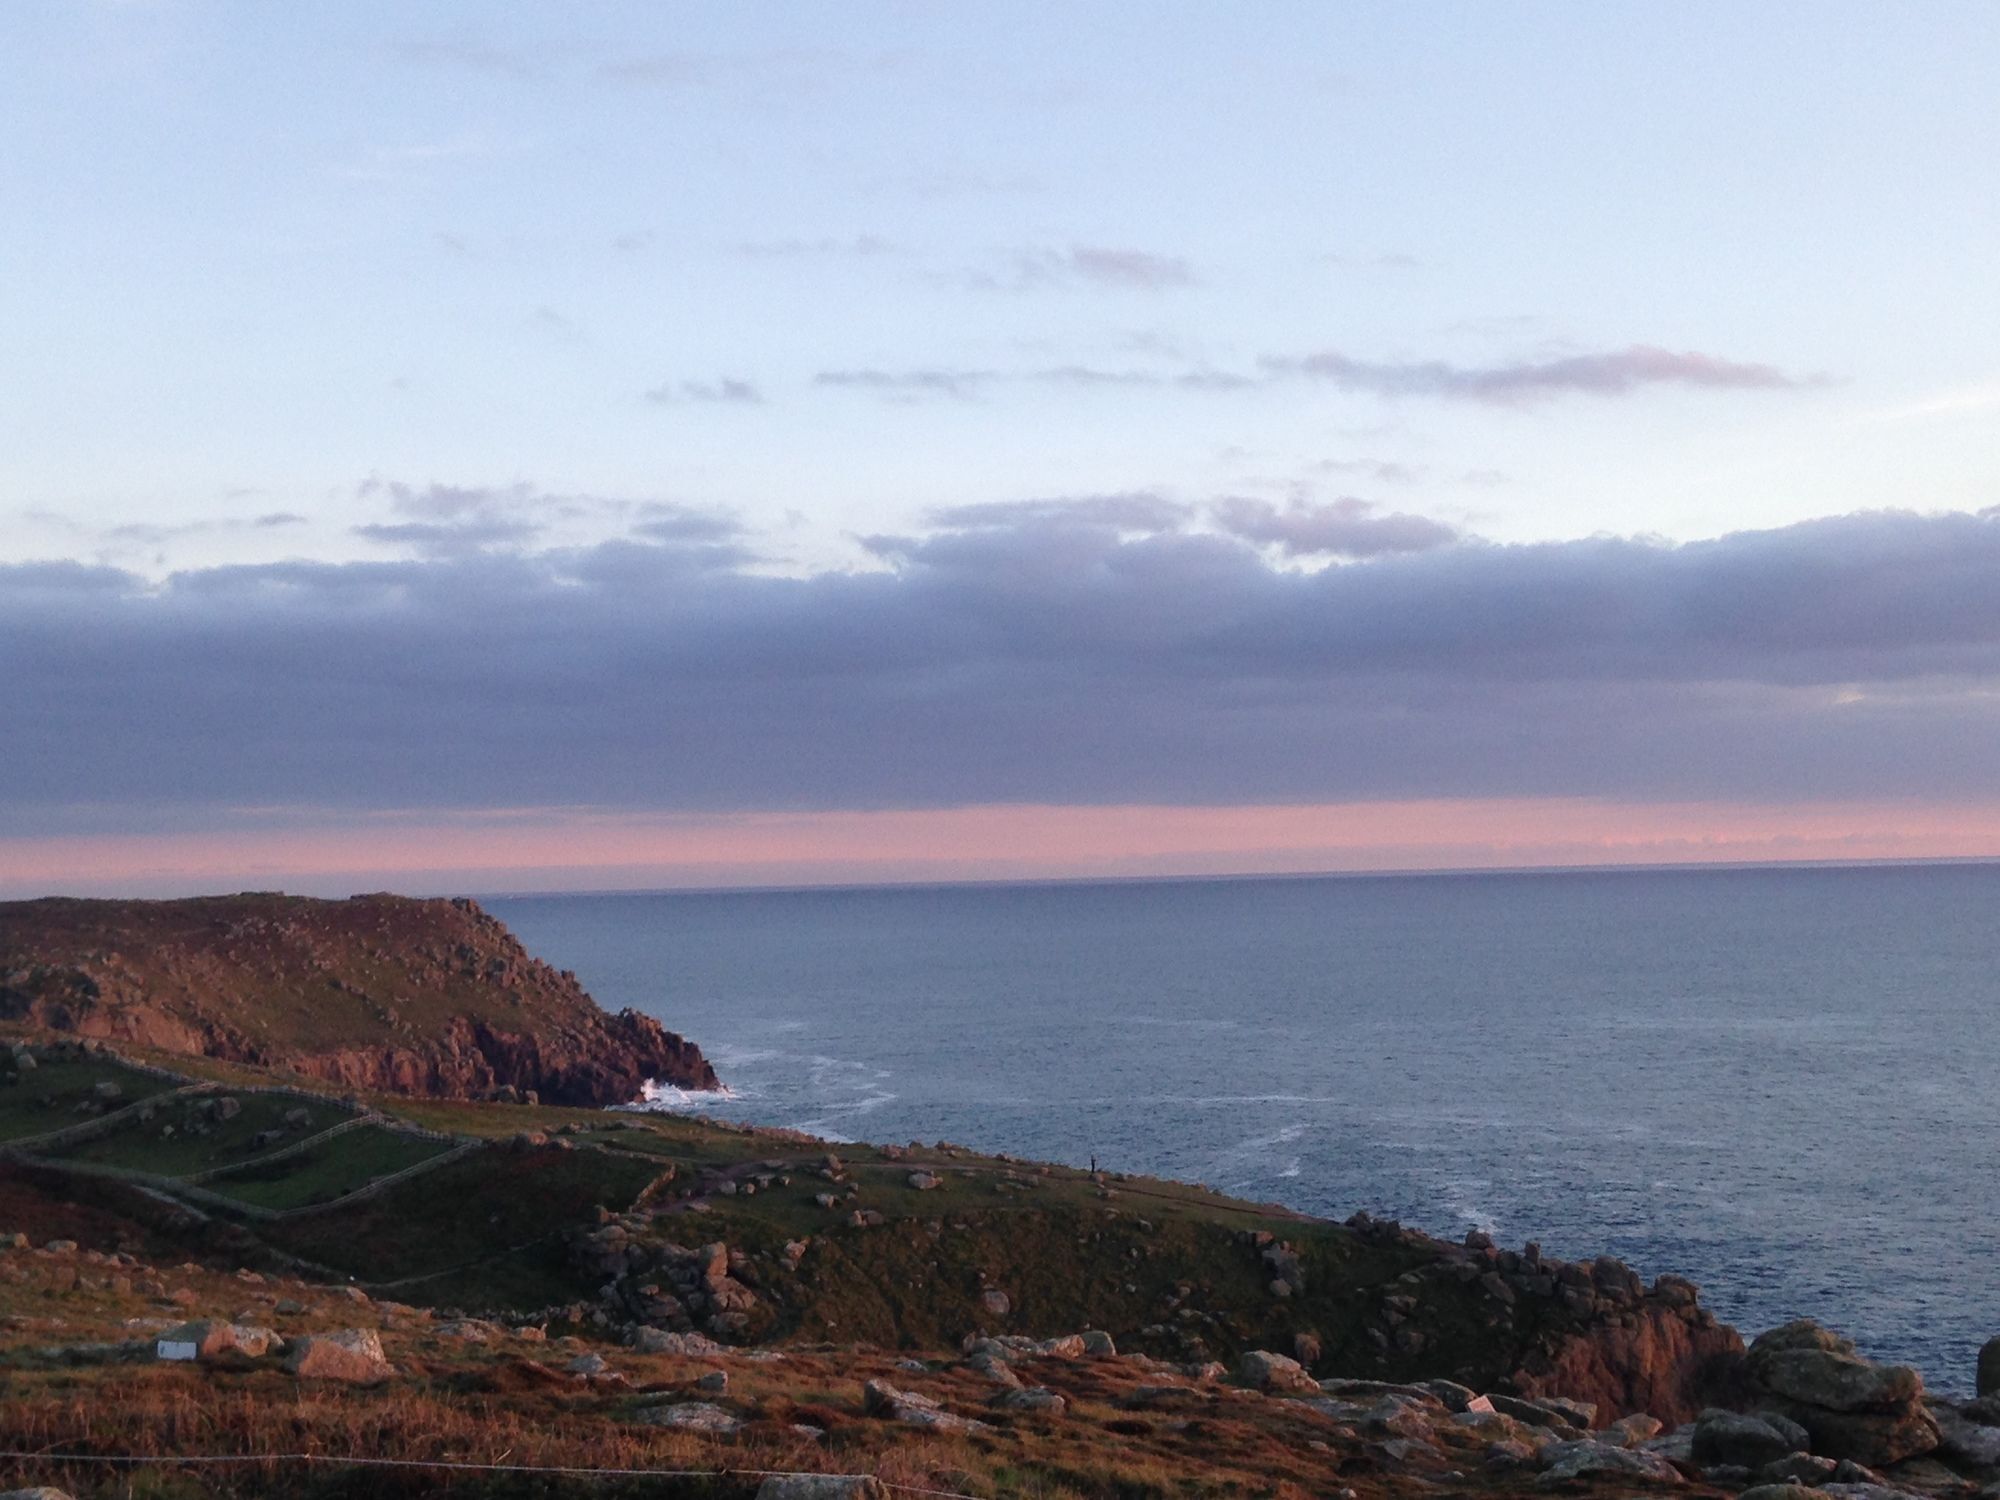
[[0, 893, 716, 1106]]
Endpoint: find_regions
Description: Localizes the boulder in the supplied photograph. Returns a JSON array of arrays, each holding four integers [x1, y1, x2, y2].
[[1755, 1452, 1840, 1486], [1238, 1349, 1318, 1393], [285, 1329, 394, 1384], [966, 1352, 1019, 1388], [1933, 1403, 2000, 1469], [1535, 1439, 1683, 1485], [991, 1387, 1067, 1416], [907, 1171, 941, 1191], [1081, 1329, 1116, 1356], [629, 1328, 724, 1356], [1743, 1320, 1939, 1466], [1692, 1408, 1812, 1468], [1754, 1349, 1922, 1413], [1365, 1396, 1440, 1441], [635, 1402, 741, 1434], [1793, 1406, 1941, 1468], [861, 1379, 988, 1432], [1488, 1392, 1587, 1435], [979, 1289, 1010, 1317]]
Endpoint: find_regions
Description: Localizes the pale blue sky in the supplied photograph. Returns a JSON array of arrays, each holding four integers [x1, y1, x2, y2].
[[6, 1, 1998, 577]]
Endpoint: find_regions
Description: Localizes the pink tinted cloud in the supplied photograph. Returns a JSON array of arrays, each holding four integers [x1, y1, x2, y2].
[[4, 799, 1999, 899]]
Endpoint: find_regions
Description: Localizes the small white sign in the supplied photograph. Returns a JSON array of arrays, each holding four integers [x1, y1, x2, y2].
[[1465, 1394, 1496, 1414], [157, 1339, 198, 1362]]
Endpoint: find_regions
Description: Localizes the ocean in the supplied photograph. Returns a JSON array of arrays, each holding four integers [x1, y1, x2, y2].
[[489, 862, 2000, 1390]]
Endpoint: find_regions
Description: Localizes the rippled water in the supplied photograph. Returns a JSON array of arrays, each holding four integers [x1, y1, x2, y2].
[[490, 864, 2000, 1389]]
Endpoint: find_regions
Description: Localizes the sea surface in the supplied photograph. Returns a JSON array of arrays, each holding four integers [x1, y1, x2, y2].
[[490, 864, 2000, 1389]]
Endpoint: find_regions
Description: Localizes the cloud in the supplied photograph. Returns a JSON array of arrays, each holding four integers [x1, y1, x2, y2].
[[1212, 496, 1460, 557], [352, 518, 542, 556], [813, 363, 1255, 402], [8, 507, 2000, 833], [813, 368, 998, 401], [630, 503, 747, 546], [1270, 344, 1815, 403], [644, 377, 765, 406], [812, 343, 1807, 405], [349, 480, 744, 560], [958, 244, 1198, 293], [927, 492, 1193, 534]]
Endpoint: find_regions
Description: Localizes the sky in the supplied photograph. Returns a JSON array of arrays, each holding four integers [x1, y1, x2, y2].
[[5, 1, 2000, 897]]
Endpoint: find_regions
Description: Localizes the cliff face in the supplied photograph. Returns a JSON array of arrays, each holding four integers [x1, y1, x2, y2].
[[1338, 1215, 1745, 1425], [0, 893, 716, 1107]]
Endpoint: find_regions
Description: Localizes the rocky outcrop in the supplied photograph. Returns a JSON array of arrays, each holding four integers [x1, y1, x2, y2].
[[1737, 1320, 1939, 1466], [1511, 1292, 1746, 1427], [1342, 1215, 1744, 1425], [0, 893, 716, 1107]]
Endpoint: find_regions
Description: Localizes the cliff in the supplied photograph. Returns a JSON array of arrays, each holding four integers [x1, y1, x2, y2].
[[0, 893, 716, 1106]]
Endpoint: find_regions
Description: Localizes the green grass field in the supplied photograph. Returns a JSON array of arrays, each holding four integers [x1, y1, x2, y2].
[[0, 1057, 178, 1144], [264, 1142, 668, 1286], [48, 1089, 356, 1177], [200, 1124, 456, 1210]]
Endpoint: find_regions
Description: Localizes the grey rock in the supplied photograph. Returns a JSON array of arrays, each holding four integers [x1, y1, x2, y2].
[[1753, 1320, 1859, 1358], [1756, 1452, 1841, 1485], [1239, 1349, 1318, 1393], [966, 1351, 1020, 1388], [1757, 1348, 1924, 1413], [1934, 1403, 2000, 1468], [1536, 1439, 1683, 1485], [991, 1387, 1067, 1416], [1798, 1406, 1942, 1467], [628, 1328, 725, 1356], [1489, 1392, 1587, 1435], [1693, 1408, 1810, 1468], [1981, 1336, 2000, 1398], [635, 1402, 741, 1434], [863, 1379, 989, 1433]]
